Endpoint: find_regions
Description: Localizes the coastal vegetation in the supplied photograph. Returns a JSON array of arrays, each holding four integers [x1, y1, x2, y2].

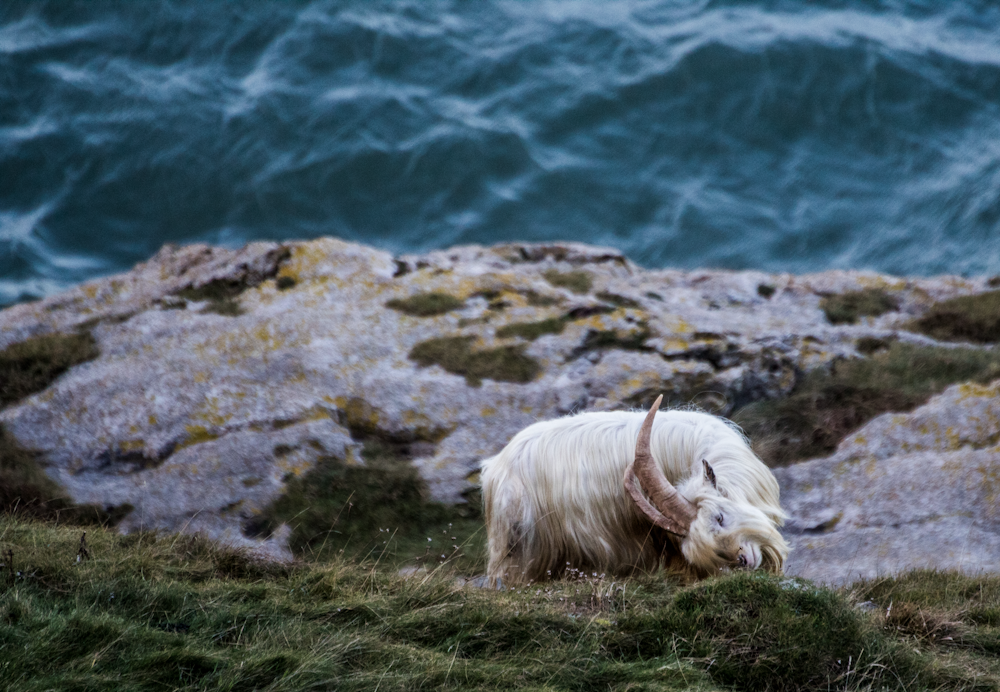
[[907, 289, 1000, 343], [248, 442, 484, 571], [543, 269, 594, 294], [820, 288, 899, 325], [386, 292, 465, 317], [732, 342, 1000, 465], [1, 517, 999, 691], [0, 331, 98, 408], [408, 336, 541, 386]]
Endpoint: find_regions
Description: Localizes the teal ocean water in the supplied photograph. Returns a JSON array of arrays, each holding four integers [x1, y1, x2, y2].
[[2, 1, 1000, 306]]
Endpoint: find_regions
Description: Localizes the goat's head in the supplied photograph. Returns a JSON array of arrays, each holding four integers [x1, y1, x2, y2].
[[624, 395, 788, 575]]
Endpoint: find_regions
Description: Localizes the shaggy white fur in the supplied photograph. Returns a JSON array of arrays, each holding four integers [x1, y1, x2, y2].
[[482, 409, 788, 585]]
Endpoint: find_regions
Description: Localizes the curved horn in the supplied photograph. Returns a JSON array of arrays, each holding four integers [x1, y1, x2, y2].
[[624, 394, 698, 537]]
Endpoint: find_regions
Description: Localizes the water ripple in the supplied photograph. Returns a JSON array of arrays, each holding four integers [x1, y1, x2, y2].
[[2, 0, 1000, 306]]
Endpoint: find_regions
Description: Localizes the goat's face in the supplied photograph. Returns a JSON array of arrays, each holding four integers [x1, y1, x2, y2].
[[625, 395, 789, 576], [682, 491, 787, 574]]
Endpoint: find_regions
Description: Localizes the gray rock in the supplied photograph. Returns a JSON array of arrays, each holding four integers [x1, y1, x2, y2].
[[1, 237, 997, 572], [777, 380, 1000, 584]]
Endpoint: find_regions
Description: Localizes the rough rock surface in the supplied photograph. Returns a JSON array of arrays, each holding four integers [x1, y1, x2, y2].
[[776, 380, 1000, 585], [0, 237, 997, 574]]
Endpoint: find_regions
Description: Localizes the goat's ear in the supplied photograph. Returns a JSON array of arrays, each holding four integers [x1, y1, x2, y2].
[[702, 459, 718, 490]]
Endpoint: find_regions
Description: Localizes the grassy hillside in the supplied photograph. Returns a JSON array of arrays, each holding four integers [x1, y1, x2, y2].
[[2, 519, 999, 691]]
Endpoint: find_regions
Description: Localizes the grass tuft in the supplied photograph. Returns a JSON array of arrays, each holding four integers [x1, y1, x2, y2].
[[386, 293, 465, 317], [543, 269, 593, 294], [820, 288, 899, 324], [733, 342, 1000, 465], [908, 290, 1000, 343], [2, 519, 999, 691], [408, 336, 541, 387]]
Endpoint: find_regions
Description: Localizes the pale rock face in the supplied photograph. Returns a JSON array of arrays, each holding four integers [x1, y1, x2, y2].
[[0, 237, 996, 574], [776, 380, 1000, 585]]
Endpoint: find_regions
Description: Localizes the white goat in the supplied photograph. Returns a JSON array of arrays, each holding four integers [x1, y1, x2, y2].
[[481, 396, 788, 584]]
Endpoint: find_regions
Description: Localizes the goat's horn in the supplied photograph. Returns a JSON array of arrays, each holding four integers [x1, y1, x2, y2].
[[624, 394, 697, 537]]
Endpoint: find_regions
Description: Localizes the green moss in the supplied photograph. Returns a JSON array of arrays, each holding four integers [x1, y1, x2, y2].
[[570, 322, 653, 359], [495, 318, 566, 341], [386, 292, 465, 317], [908, 290, 1000, 343], [757, 284, 776, 298], [543, 269, 593, 294], [275, 276, 296, 291], [522, 289, 562, 307], [820, 288, 899, 324], [408, 336, 541, 387], [733, 342, 1000, 466], [337, 397, 449, 449], [0, 332, 99, 408]]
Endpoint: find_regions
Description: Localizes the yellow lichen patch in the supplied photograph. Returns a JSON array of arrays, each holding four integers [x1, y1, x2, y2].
[[148, 414, 158, 426], [276, 455, 311, 478], [480, 406, 497, 417], [343, 445, 362, 466], [857, 276, 907, 291], [193, 397, 232, 428], [957, 382, 1000, 400], [175, 425, 220, 451], [120, 439, 145, 453], [976, 464, 1000, 512], [193, 372, 209, 384], [301, 405, 335, 422], [323, 395, 349, 408]]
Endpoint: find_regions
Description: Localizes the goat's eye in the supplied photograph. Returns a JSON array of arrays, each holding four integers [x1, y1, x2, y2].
[[715, 513, 724, 526]]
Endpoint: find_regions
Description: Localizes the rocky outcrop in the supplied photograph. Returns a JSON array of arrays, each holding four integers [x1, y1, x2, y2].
[[0, 237, 997, 575], [777, 380, 1000, 585]]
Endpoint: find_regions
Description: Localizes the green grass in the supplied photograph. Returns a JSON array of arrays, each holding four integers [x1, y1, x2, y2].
[[408, 336, 541, 387], [821, 289, 899, 325], [907, 290, 1000, 344], [733, 342, 1000, 466], [386, 293, 465, 317], [543, 269, 593, 295], [0, 331, 99, 408], [249, 443, 484, 571], [2, 518, 997, 691]]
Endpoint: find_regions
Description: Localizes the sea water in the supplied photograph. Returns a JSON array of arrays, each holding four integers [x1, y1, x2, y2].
[[2, 0, 1000, 306]]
